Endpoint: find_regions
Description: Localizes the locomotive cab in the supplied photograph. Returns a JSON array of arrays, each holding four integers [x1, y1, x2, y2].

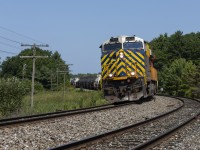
[[101, 36, 144, 54], [100, 35, 157, 103]]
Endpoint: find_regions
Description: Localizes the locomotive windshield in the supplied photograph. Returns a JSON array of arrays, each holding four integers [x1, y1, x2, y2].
[[103, 43, 122, 54], [123, 41, 143, 50]]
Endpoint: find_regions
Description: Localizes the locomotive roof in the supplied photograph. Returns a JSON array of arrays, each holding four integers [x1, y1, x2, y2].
[[99, 35, 145, 48]]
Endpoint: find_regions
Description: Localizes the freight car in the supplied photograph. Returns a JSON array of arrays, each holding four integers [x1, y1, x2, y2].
[[70, 77, 80, 87], [100, 35, 158, 103], [72, 74, 101, 90]]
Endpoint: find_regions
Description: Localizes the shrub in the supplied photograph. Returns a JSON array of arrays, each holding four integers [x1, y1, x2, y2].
[[0, 77, 26, 116], [22, 79, 44, 94]]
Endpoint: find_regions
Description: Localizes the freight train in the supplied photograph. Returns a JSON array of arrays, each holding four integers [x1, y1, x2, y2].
[[100, 35, 158, 103], [71, 74, 101, 90]]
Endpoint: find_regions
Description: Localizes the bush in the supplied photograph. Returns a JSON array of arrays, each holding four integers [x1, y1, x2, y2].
[[0, 77, 26, 116], [160, 59, 199, 98], [22, 79, 44, 94]]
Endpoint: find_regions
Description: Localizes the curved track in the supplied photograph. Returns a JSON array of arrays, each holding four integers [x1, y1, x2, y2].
[[0, 102, 135, 127], [134, 97, 200, 150], [49, 96, 200, 150]]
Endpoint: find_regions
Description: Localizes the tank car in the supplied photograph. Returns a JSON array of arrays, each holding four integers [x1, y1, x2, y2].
[[71, 77, 79, 88], [76, 74, 101, 90], [93, 74, 101, 90], [76, 77, 88, 89], [100, 35, 158, 103]]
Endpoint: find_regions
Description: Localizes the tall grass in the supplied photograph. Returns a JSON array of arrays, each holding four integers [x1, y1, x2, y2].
[[18, 88, 107, 117]]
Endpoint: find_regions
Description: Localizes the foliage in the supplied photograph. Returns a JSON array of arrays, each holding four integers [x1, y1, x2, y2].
[[1, 49, 69, 89], [150, 31, 200, 98], [4, 88, 107, 118], [160, 59, 199, 97], [150, 31, 200, 70], [0, 77, 26, 116], [22, 79, 44, 94]]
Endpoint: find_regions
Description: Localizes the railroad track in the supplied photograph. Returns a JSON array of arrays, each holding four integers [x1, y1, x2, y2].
[[50, 96, 200, 150], [0, 101, 134, 127], [0, 96, 183, 149]]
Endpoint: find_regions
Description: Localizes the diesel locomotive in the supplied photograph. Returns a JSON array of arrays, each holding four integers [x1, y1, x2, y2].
[[100, 35, 158, 103]]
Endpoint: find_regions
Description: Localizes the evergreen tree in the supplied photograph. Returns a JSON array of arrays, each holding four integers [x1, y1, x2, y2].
[[160, 59, 199, 97], [150, 31, 200, 98]]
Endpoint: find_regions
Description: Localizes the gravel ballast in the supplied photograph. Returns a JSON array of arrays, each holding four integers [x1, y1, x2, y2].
[[0, 96, 181, 149], [153, 116, 200, 150], [86, 98, 200, 150]]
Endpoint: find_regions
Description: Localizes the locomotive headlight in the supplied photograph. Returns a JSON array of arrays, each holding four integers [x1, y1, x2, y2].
[[131, 72, 135, 76], [109, 73, 113, 77], [119, 52, 124, 58]]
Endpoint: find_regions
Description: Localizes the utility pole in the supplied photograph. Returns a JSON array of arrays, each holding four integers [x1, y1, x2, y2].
[[50, 70, 57, 91], [20, 43, 49, 108], [56, 68, 59, 89], [22, 64, 26, 80], [56, 64, 72, 97], [51, 70, 53, 90], [57, 70, 68, 97], [0, 57, 1, 73]]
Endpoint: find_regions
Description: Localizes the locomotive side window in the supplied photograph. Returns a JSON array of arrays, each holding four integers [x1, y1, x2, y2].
[[123, 41, 143, 50]]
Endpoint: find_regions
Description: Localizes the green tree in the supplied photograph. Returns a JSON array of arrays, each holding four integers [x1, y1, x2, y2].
[[182, 32, 200, 65], [0, 77, 25, 116], [150, 33, 169, 70], [150, 31, 200, 98], [161, 59, 199, 97], [150, 31, 200, 70], [1, 48, 68, 89]]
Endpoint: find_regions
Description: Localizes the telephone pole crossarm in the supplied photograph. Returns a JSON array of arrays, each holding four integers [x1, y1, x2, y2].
[[34, 56, 49, 58], [20, 56, 48, 58], [20, 56, 34, 58], [21, 44, 49, 47]]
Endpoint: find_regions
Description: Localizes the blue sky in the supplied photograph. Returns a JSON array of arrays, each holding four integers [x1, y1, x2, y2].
[[0, 0, 199, 74]]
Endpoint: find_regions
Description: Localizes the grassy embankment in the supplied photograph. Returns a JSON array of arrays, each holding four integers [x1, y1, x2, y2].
[[20, 88, 107, 116]]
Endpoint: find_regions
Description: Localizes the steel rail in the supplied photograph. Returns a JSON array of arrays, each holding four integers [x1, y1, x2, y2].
[[133, 97, 200, 150], [0, 100, 138, 127], [49, 96, 184, 150]]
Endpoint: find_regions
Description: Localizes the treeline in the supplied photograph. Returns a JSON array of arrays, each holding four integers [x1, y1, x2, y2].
[[0, 48, 69, 116], [150, 31, 200, 98], [0, 78, 25, 116], [0, 48, 69, 89]]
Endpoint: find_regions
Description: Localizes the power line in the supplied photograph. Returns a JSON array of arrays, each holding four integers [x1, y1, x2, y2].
[[0, 25, 47, 44], [0, 41, 21, 49], [0, 49, 17, 55], [0, 34, 21, 44]]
